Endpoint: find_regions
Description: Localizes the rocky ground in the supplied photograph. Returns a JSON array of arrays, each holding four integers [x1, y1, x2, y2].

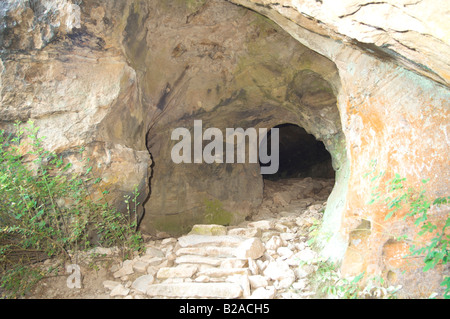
[[24, 177, 335, 299]]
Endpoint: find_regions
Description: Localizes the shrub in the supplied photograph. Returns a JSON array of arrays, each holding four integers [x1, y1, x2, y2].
[[0, 121, 144, 298], [367, 168, 449, 299]]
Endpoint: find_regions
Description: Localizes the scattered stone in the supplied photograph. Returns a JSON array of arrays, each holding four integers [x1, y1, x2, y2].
[[273, 192, 291, 207], [265, 236, 284, 251], [103, 280, 121, 290], [139, 255, 165, 266], [295, 248, 317, 263], [295, 264, 317, 278], [248, 286, 276, 299], [277, 247, 294, 259], [110, 284, 130, 297], [256, 260, 269, 272], [261, 231, 282, 243], [263, 261, 295, 283], [247, 258, 259, 275], [292, 279, 308, 291], [131, 275, 155, 294], [113, 260, 134, 278], [158, 259, 174, 268], [280, 232, 296, 241], [133, 261, 149, 273], [248, 275, 269, 289], [146, 265, 158, 276], [275, 276, 295, 289], [234, 238, 265, 259], [144, 246, 165, 258], [227, 274, 251, 297], [274, 223, 290, 233]]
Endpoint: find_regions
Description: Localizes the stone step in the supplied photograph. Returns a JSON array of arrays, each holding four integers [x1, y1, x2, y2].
[[175, 255, 226, 266], [175, 246, 236, 257], [145, 282, 243, 299], [196, 267, 250, 278], [188, 224, 228, 236], [177, 234, 246, 248], [156, 265, 198, 279]]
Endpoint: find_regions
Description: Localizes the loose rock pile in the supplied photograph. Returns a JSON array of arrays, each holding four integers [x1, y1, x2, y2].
[[100, 177, 334, 299]]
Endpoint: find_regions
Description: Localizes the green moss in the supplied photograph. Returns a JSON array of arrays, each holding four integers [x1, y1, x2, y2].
[[203, 199, 233, 226], [189, 224, 227, 236], [152, 213, 202, 236], [149, 199, 234, 235]]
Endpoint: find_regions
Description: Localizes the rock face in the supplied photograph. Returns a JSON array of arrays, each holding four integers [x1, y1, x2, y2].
[[0, 0, 152, 220], [130, 0, 343, 235], [229, 0, 450, 87], [0, 0, 448, 298], [230, 0, 450, 298]]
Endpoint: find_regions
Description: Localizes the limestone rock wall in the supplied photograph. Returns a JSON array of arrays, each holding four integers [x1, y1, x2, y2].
[[124, 0, 344, 236], [0, 0, 151, 219], [0, 0, 448, 298], [228, 0, 450, 86], [230, 0, 450, 297]]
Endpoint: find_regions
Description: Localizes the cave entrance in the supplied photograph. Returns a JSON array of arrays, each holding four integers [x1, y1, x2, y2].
[[262, 123, 334, 181], [257, 123, 335, 216]]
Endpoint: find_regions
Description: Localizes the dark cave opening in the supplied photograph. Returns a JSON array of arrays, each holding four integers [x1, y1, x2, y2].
[[260, 123, 335, 181]]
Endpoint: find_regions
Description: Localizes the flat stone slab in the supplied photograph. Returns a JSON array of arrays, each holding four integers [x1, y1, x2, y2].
[[175, 255, 225, 266], [156, 265, 198, 279], [196, 267, 250, 278], [175, 246, 236, 257], [146, 282, 243, 299], [131, 275, 155, 294], [177, 235, 246, 248], [188, 224, 228, 236]]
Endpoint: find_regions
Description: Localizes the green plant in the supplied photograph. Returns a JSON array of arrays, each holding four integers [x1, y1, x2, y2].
[[359, 275, 402, 299], [305, 257, 401, 299], [304, 215, 333, 250], [408, 195, 449, 298], [306, 219, 321, 247], [0, 121, 144, 298], [0, 265, 46, 297], [366, 169, 449, 299], [305, 258, 363, 299]]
